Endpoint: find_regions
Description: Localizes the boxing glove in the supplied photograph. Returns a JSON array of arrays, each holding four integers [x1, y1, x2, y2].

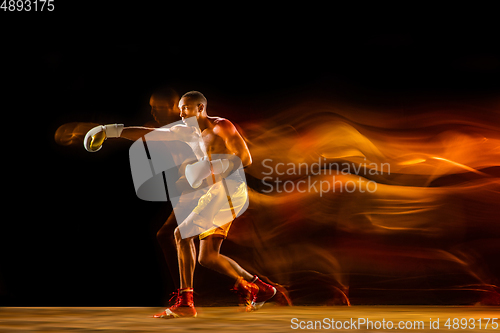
[[84, 124, 124, 152], [185, 157, 231, 188]]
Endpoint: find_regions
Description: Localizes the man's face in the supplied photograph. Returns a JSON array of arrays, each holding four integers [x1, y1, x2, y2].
[[178, 97, 202, 122], [150, 95, 179, 125]]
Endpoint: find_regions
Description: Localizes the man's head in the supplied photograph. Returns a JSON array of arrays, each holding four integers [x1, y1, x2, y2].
[[178, 91, 208, 123], [150, 87, 180, 126]]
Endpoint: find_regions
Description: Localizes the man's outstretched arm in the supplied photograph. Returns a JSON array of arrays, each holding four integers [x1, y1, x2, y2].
[[84, 123, 192, 152], [119, 126, 155, 141]]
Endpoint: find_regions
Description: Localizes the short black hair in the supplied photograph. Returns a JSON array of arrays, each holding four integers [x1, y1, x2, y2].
[[181, 91, 207, 107]]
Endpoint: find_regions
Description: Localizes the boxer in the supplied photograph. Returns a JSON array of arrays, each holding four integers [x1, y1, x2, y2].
[[84, 91, 278, 318]]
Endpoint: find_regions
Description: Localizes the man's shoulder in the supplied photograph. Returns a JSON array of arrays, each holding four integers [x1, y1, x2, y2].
[[168, 124, 197, 139], [212, 117, 236, 131], [170, 124, 191, 132]]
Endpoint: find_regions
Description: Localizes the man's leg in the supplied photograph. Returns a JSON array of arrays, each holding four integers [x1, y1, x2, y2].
[[174, 227, 196, 289], [198, 235, 252, 281], [198, 235, 277, 310], [198, 235, 257, 309], [153, 226, 197, 319], [156, 211, 180, 289]]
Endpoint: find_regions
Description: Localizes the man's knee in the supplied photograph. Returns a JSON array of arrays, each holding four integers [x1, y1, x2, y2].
[[198, 252, 214, 268], [198, 235, 224, 267]]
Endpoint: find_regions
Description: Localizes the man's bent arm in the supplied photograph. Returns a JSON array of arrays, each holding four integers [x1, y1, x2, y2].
[[215, 119, 252, 168]]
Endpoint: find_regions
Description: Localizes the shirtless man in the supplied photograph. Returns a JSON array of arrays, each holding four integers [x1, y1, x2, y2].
[[83, 91, 277, 318]]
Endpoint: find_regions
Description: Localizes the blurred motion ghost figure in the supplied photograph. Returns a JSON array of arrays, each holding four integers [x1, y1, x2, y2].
[[55, 87, 187, 296], [54, 86, 180, 146], [147, 86, 181, 127]]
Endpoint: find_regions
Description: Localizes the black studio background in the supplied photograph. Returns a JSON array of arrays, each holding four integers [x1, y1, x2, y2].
[[1, 9, 499, 306]]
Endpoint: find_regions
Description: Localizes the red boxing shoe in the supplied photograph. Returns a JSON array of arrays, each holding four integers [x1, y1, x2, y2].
[[251, 276, 277, 310], [232, 276, 259, 312], [153, 288, 197, 319]]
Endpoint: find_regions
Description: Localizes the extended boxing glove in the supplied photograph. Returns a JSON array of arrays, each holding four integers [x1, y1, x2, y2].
[[83, 124, 124, 152]]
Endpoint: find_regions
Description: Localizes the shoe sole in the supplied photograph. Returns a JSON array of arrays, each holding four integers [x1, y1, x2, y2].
[[250, 286, 277, 311]]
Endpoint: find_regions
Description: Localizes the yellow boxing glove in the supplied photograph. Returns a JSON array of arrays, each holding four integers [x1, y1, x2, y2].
[[83, 124, 124, 152]]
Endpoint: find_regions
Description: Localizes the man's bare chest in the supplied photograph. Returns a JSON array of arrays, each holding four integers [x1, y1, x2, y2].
[[201, 130, 227, 154]]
